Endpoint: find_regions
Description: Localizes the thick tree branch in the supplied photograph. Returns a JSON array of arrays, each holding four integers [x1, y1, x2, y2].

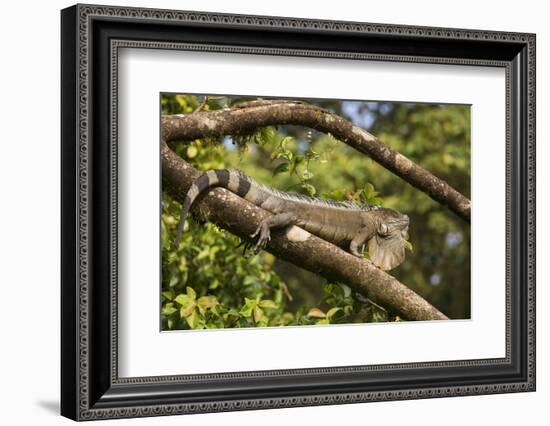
[[162, 141, 448, 321], [162, 100, 471, 222]]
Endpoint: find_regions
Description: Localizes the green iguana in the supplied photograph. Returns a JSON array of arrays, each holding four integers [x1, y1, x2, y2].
[[173, 169, 410, 271]]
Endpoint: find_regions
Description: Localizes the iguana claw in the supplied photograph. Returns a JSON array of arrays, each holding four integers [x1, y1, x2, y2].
[[350, 244, 366, 258], [236, 240, 255, 256], [351, 244, 370, 258], [250, 223, 271, 253], [350, 247, 362, 257]]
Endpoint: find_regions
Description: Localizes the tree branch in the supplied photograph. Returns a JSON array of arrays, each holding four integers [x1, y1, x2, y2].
[[162, 141, 448, 321], [162, 100, 471, 222]]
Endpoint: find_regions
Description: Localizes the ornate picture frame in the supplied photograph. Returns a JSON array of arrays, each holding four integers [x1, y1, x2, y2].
[[61, 4, 535, 420]]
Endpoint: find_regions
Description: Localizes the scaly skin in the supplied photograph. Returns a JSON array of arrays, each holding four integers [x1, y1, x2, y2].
[[174, 169, 410, 271]]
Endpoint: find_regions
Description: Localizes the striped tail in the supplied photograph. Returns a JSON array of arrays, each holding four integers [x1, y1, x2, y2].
[[172, 169, 252, 250]]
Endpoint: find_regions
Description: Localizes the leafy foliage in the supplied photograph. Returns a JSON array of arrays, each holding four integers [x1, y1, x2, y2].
[[160, 94, 470, 330]]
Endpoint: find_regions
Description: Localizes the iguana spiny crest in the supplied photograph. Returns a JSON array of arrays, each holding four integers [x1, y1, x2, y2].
[[173, 169, 410, 271]]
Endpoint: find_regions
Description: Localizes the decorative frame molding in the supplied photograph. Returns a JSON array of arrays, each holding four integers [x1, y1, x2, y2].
[[61, 3, 535, 421]]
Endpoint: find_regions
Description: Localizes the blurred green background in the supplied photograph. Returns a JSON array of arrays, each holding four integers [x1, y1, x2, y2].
[[160, 94, 470, 330]]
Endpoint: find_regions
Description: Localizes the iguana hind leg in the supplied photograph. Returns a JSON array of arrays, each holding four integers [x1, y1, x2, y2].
[[250, 212, 298, 252]]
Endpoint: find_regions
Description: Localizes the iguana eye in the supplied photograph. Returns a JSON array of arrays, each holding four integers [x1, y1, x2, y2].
[[379, 223, 389, 235]]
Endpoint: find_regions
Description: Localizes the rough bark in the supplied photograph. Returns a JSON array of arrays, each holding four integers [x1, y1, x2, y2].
[[162, 100, 471, 223], [162, 141, 448, 321]]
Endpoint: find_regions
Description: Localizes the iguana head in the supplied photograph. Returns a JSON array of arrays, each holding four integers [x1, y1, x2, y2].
[[367, 208, 410, 271]]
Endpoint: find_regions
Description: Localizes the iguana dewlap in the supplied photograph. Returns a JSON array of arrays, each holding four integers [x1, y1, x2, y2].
[[174, 169, 410, 271]]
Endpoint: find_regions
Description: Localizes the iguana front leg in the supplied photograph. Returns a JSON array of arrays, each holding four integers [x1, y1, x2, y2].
[[250, 212, 298, 252], [350, 226, 375, 257]]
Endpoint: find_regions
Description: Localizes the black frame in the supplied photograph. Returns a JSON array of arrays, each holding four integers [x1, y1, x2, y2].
[[61, 4, 536, 421]]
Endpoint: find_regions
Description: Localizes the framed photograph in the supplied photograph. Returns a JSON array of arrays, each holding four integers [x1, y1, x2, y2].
[[61, 4, 536, 421]]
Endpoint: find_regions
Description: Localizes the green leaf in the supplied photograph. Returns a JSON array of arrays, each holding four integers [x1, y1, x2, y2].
[[302, 183, 316, 196], [243, 276, 256, 286], [255, 126, 276, 146], [174, 294, 191, 306], [161, 304, 177, 316], [307, 308, 326, 318], [289, 155, 304, 175], [321, 189, 344, 201], [340, 284, 352, 298], [224, 308, 240, 320], [161, 221, 169, 248], [364, 182, 377, 197], [186, 145, 198, 158], [208, 278, 220, 290], [294, 155, 305, 165], [180, 304, 196, 318], [186, 286, 197, 300], [253, 306, 264, 323], [168, 274, 179, 288], [326, 307, 343, 319], [258, 299, 277, 309], [323, 283, 344, 298], [257, 316, 269, 327], [305, 148, 319, 160], [178, 256, 187, 272], [359, 182, 383, 205], [197, 295, 219, 314], [273, 162, 289, 175], [301, 170, 314, 180], [196, 248, 210, 260], [185, 309, 201, 329], [279, 136, 294, 149], [275, 150, 293, 161], [209, 246, 221, 258], [403, 240, 414, 251], [162, 290, 174, 301], [239, 298, 257, 318]]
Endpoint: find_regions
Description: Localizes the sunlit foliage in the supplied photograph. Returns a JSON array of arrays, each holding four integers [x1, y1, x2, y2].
[[161, 94, 470, 330]]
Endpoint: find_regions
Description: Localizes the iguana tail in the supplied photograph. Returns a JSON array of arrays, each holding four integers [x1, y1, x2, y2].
[[172, 169, 254, 250]]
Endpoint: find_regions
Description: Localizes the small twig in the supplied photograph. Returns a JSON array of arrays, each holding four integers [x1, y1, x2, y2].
[[192, 95, 209, 114], [355, 292, 388, 313]]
